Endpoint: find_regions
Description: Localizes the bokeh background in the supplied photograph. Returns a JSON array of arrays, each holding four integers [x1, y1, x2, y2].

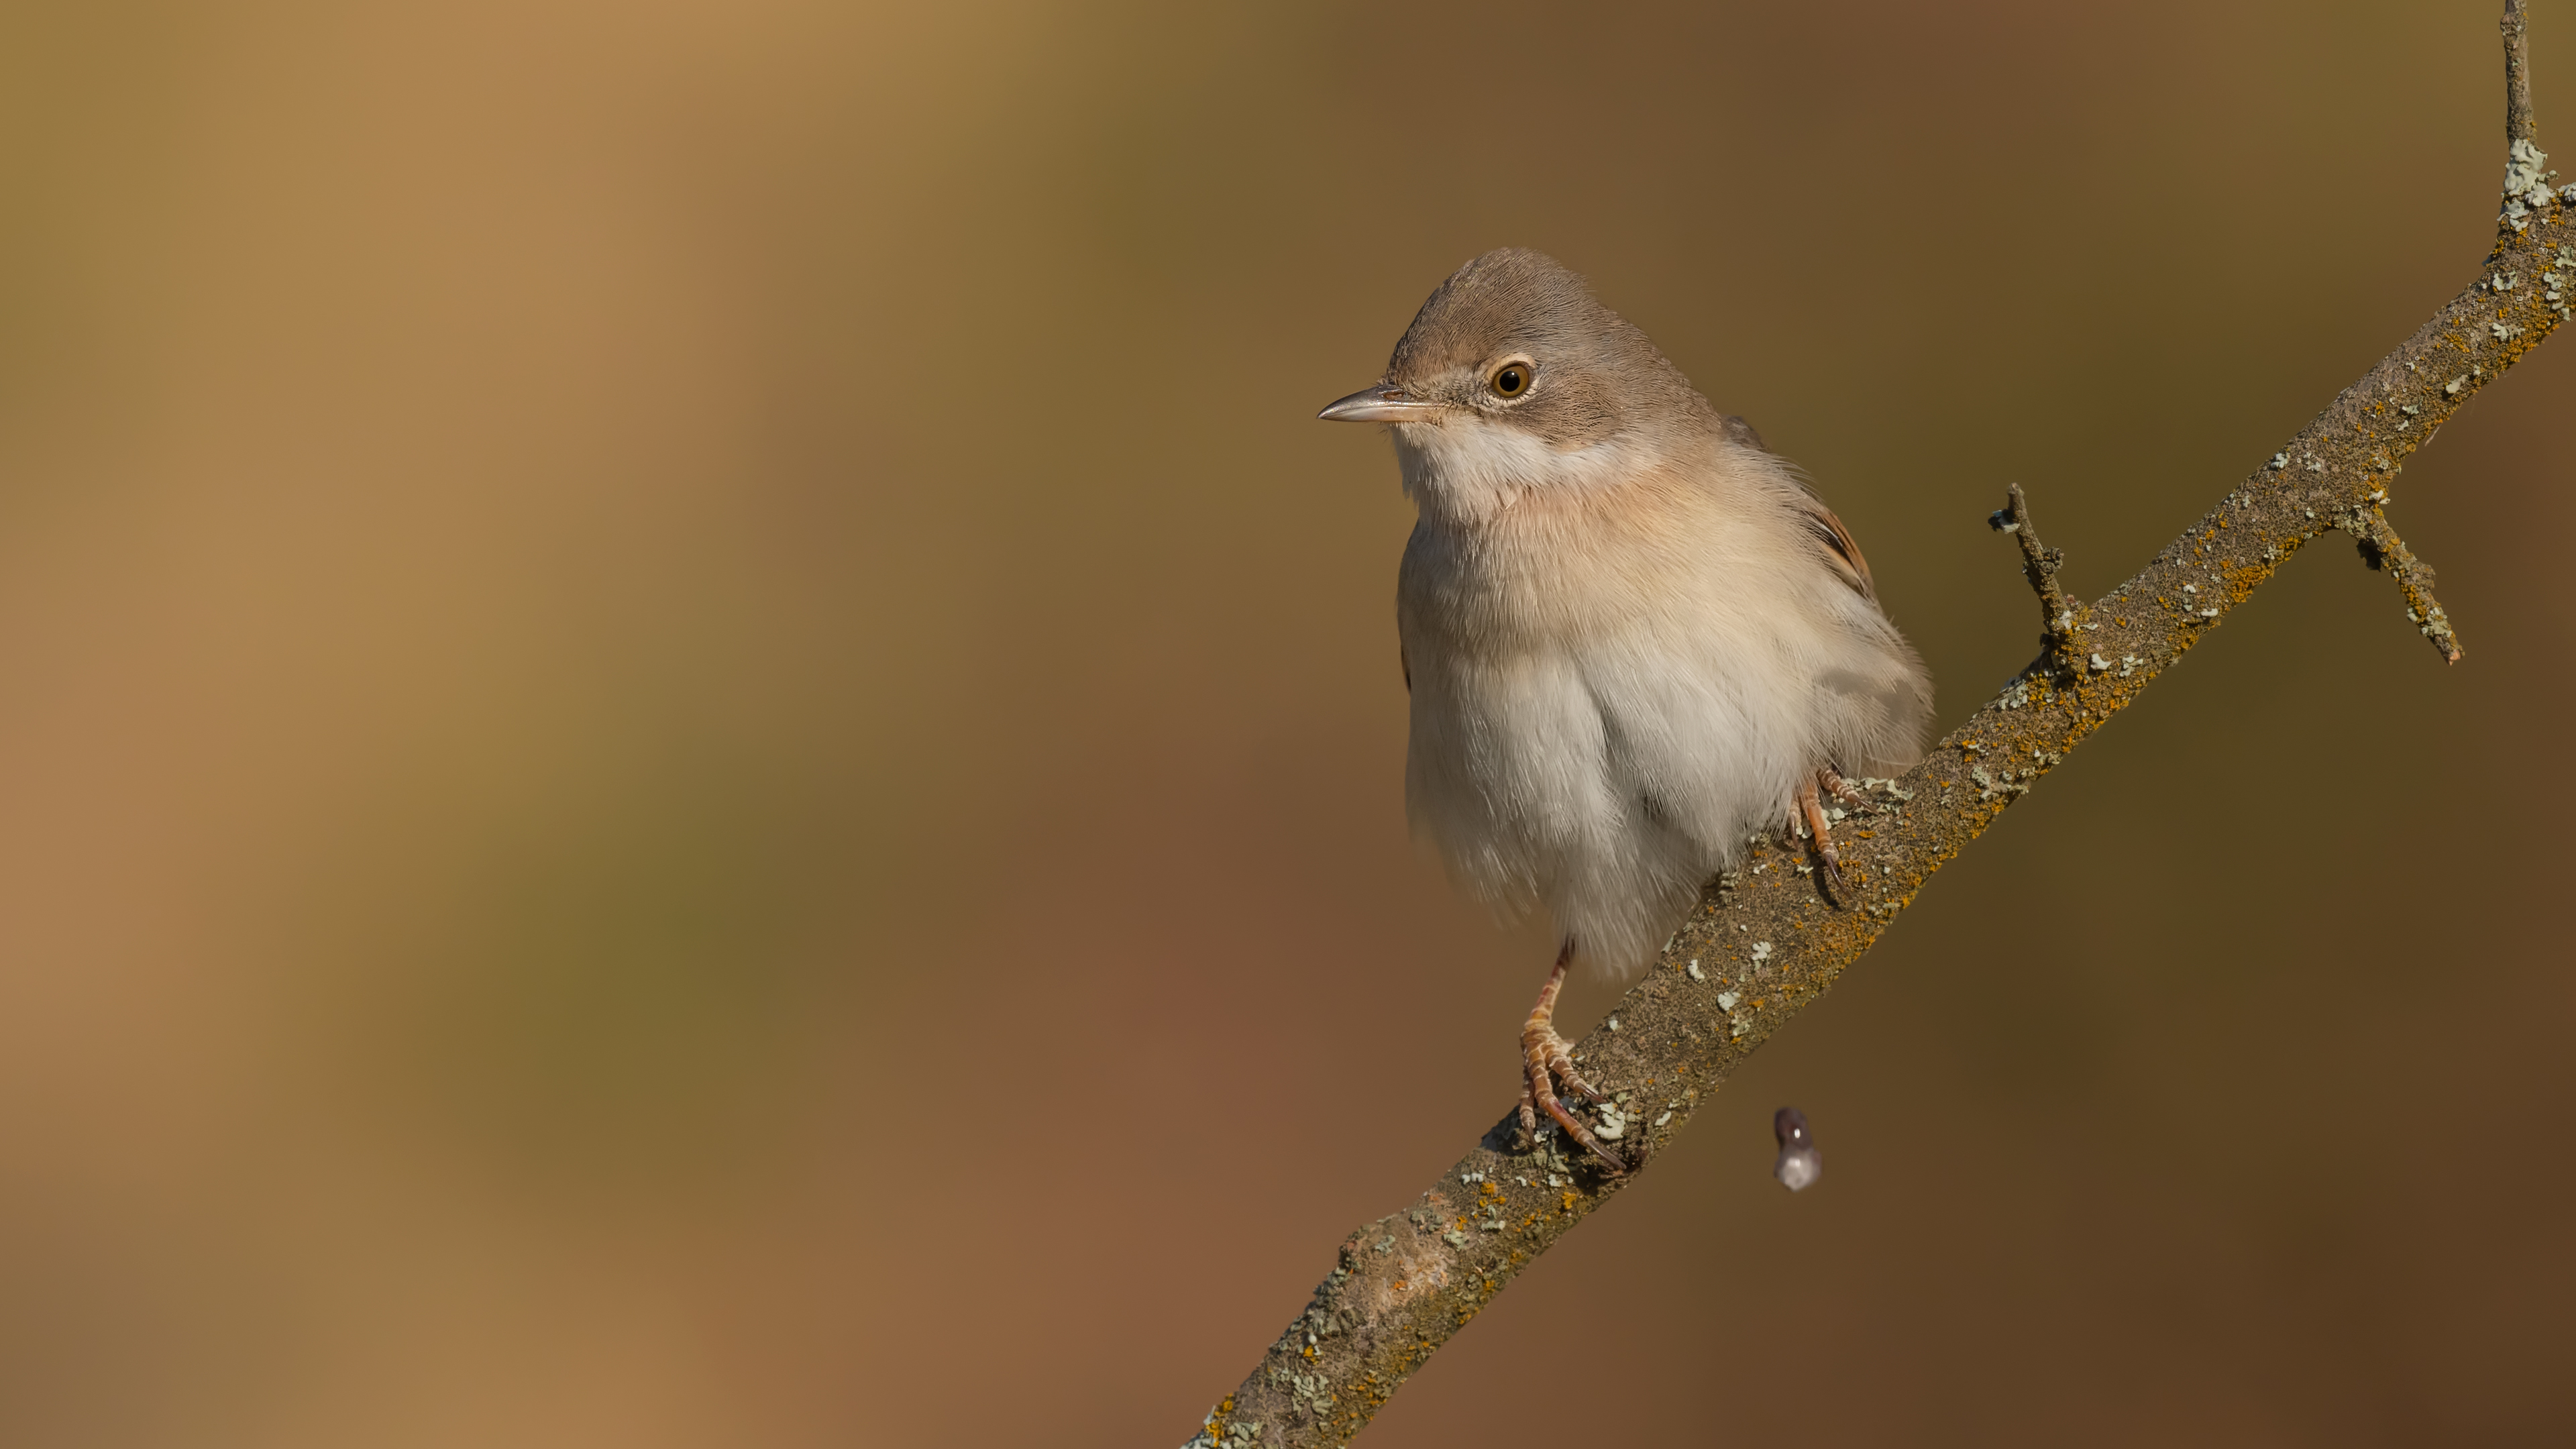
[[0, 0, 2568, 1444]]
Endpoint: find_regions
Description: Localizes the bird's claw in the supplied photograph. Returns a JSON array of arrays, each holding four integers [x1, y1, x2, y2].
[[1518, 1020, 1626, 1173]]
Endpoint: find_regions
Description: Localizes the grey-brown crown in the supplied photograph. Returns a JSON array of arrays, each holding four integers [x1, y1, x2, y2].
[[1385, 248, 1717, 449]]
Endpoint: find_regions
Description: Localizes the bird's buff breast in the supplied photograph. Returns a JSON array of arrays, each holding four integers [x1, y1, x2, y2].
[[1393, 483, 1815, 968]]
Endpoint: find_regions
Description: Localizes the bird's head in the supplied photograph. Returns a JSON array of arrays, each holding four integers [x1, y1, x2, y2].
[[1318, 248, 1717, 518]]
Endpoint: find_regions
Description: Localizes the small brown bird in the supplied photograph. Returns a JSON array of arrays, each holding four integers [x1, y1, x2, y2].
[[1320, 249, 1931, 1171]]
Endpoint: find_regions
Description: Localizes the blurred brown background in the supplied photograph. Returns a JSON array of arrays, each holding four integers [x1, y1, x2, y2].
[[0, 0, 2567, 1444]]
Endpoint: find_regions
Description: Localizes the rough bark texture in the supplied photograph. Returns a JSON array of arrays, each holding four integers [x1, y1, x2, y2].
[[1188, 7, 2563, 1444]]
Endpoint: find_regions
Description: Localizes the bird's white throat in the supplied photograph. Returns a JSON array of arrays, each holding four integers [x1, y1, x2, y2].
[[1393, 417, 1651, 526]]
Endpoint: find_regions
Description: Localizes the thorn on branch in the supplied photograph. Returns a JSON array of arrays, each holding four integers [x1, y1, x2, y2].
[[1988, 484, 2079, 669], [2344, 506, 2464, 663]]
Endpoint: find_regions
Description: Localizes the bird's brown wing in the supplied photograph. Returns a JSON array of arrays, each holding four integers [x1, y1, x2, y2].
[[1737, 415, 1874, 600], [1799, 500, 1878, 600]]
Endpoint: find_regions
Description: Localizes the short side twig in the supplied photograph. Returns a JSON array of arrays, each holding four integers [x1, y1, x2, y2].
[[2341, 504, 2464, 663], [2504, 0, 2558, 232], [1989, 484, 2080, 672], [2509, 0, 2536, 146]]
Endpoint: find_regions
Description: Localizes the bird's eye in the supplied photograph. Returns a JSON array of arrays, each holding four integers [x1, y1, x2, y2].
[[1489, 361, 1533, 398]]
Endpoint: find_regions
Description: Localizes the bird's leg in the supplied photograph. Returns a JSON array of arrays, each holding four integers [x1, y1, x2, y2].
[[1516, 939, 1625, 1173], [1818, 764, 1866, 811], [1796, 773, 1843, 883]]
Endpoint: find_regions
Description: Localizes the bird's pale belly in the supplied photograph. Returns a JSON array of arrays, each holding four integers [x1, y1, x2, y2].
[[1405, 637, 1793, 977]]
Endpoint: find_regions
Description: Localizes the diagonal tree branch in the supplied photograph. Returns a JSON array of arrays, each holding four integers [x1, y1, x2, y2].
[[1189, 6, 2564, 1444]]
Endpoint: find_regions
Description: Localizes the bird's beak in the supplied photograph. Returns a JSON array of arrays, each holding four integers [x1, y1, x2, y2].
[[1317, 383, 1444, 423]]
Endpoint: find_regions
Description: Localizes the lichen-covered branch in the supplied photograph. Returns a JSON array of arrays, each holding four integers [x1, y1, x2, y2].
[[1186, 9, 2565, 1446]]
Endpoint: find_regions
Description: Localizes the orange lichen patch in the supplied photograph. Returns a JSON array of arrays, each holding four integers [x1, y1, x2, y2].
[[2220, 559, 2268, 604]]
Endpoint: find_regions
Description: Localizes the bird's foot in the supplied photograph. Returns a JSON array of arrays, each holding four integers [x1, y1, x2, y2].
[[1517, 1017, 1625, 1173], [1514, 944, 1627, 1173], [1793, 773, 1845, 885]]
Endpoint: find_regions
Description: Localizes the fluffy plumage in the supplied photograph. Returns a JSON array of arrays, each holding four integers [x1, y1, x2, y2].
[[1350, 248, 1932, 979]]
